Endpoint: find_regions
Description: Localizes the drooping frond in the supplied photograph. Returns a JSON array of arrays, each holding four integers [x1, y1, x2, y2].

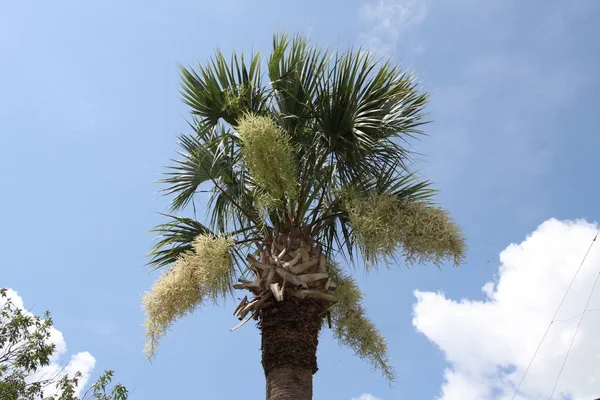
[[143, 234, 234, 358], [236, 113, 298, 205], [148, 215, 214, 270], [328, 265, 395, 382], [149, 214, 261, 275], [160, 126, 231, 212], [206, 167, 264, 236], [158, 116, 265, 235]]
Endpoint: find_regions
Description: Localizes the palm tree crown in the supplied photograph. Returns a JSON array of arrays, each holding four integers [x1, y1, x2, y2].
[[143, 33, 466, 384]]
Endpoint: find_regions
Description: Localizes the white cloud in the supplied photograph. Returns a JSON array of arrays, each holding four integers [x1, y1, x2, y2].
[[61, 351, 97, 395], [359, 0, 427, 54], [2, 289, 97, 398], [412, 218, 600, 400], [352, 394, 383, 400]]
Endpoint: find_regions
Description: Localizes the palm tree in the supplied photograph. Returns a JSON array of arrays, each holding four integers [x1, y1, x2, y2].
[[142, 33, 466, 400]]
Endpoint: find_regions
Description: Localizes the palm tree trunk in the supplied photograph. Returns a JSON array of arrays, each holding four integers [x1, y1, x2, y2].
[[266, 368, 313, 400], [261, 297, 323, 400]]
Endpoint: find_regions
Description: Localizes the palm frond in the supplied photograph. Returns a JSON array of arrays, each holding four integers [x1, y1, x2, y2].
[[160, 127, 232, 211], [148, 214, 215, 270], [207, 170, 264, 235], [269, 33, 330, 140], [149, 213, 262, 272], [311, 160, 435, 266], [312, 48, 428, 184], [353, 160, 436, 203], [180, 50, 267, 127]]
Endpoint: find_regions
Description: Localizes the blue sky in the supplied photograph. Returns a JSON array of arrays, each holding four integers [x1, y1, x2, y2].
[[1, 0, 599, 399]]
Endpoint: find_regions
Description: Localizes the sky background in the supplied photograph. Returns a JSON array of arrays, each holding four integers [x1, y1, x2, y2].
[[1, 0, 600, 399]]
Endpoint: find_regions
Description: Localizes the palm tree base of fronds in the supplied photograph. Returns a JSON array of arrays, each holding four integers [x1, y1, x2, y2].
[[231, 233, 338, 331]]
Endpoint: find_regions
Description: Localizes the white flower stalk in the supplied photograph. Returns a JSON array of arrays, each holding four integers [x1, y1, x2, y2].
[[143, 234, 234, 358], [236, 113, 298, 205], [344, 192, 466, 267]]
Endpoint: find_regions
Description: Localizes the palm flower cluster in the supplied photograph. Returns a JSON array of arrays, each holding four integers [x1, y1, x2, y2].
[[143, 234, 234, 358], [343, 191, 465, 268], [236, 113, 298, 205], [328, 265, 394, 381]]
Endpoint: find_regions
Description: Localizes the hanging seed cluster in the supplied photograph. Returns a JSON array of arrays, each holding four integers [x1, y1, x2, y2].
[[143, 234, 234, 358], [344, 192, 466, 267], [328, 265, 395, 381]]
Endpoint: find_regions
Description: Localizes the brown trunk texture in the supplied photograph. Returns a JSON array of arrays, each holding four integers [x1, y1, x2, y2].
[[261, 296, 323, 400], [265, 367, 313, 400]]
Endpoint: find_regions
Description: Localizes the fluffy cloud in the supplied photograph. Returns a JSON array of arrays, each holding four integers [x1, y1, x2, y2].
[[352, 394, 383, 400], [413, 219, 600, 399], [2, 288, 97, 397], [359, 0, 427, 53]]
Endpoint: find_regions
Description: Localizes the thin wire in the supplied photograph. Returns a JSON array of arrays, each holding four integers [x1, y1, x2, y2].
[[553, 308, 600, 322], [511, 229, 599, 399], [549, 248, 600, 399]]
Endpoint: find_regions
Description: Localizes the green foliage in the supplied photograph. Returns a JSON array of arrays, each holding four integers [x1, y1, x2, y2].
[[148, 214, 214, 270], [159, 127, 232, 212], [180, 51, 267, 126], [313, 49, 428, 184], [156, 33, 440, 257], [267, 34, 329, 140], [327, 267, 395, 382], [83, 370, 128, 400], [0, 288, 57, 400], [143, 234, 235, 358], [46, 370, 128, 400], [0, 289, 128, 400]]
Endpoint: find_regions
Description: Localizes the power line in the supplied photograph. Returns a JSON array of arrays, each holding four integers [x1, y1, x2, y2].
[[552, 308, 600, 323], [549, 241, 600, 399], [511, 228, 599, 399]]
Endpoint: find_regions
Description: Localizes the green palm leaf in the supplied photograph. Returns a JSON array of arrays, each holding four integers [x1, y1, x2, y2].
[[268, 34, 330, 139], [148, 214, 215, 270], [312, 50, 428, 184], [180, 51, 267, 126], [160, 129, 229, 211]]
